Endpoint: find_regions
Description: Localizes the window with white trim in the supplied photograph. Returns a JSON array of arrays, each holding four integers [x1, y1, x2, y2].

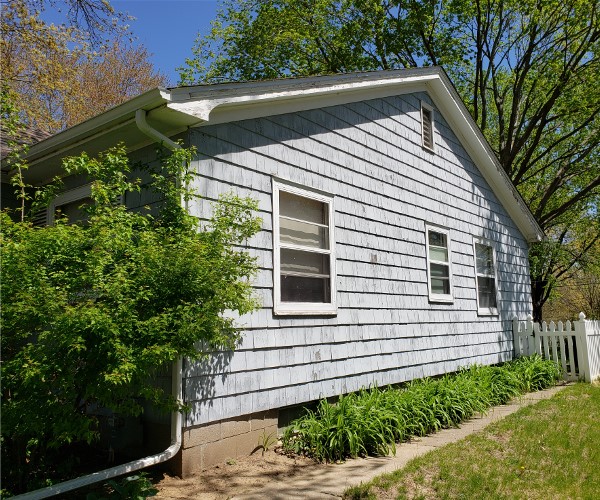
[[421, 102, 435, 152], [474, 239, 499, 315], [425, 226, 453, 302], [273, 181, 336, 315]]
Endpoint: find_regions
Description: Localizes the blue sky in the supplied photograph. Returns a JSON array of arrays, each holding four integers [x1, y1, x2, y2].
[[113, 1, 219, 85]]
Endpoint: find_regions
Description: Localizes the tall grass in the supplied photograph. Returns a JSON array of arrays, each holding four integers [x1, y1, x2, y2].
[[282, 355, 560, 462]]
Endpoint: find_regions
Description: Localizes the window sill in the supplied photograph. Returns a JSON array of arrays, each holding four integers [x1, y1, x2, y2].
[[477, 308, 499, 316], [429, 295, 453, 304], [274, 304, 337, 316]]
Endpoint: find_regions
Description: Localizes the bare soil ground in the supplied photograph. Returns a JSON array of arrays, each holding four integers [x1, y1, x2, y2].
[[154, 447, 320, 499]]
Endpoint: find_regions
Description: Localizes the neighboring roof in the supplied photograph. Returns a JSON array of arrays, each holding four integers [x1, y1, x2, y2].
[[20, 67, 543, 242], [1, 125, 52, 174]]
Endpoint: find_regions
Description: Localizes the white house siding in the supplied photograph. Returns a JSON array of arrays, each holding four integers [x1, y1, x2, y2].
[[183, 91, 533, 427]]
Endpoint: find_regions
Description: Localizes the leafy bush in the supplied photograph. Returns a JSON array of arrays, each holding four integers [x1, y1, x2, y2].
[[282, 355, 560, 462], [1, 144, 261, 494]]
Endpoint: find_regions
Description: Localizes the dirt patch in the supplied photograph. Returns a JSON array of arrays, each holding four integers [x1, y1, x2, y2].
[[154, 447, 320, 499], [395, 466, 442, 500]]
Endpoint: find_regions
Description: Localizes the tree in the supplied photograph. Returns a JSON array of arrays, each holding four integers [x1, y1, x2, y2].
[[0, 144, 262, 495], [1, 0, 166, 133], [180, 0, 600, 320], [542, 237, 600, 319], [55, 36, 168, 129]]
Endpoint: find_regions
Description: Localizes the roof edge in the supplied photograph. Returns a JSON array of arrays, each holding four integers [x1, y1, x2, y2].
[[23, 67, 543, 242], [25, 88, 170, 164], [427, 72, 543, 242]]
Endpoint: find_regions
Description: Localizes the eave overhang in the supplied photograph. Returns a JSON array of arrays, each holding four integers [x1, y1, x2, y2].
[[22, 67, 543, 242]]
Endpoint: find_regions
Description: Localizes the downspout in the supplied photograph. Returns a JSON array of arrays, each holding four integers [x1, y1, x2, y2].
[[15, 110, 185, 499], [135, 109, 189, 212], [16, 359, 183, 499], [134, 108, 181, 151]]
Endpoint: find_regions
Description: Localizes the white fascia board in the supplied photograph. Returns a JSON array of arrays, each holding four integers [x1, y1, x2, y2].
[[26, 88, 170, 163], [167, 69, 440, 122]]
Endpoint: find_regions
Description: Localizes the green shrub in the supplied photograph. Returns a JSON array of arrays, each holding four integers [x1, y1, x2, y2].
[[282, 355, 560, 462], [1, 145, 262, 494]]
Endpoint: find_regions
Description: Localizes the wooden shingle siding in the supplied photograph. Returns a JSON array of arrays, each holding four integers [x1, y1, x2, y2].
[[183, 92, 532, 427]]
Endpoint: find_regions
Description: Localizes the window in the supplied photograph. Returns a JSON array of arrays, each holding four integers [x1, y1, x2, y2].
[[48, 184, 93, 225], [273, 181, 336, 315], [421, 102, 435, 152], [474, 239, 499, 315], [425, 226, 453, 302]]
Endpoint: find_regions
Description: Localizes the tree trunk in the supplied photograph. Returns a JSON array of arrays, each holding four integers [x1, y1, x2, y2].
[[531, 277, 546, 323]]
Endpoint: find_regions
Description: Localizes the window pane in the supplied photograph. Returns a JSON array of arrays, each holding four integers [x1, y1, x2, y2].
[[280, 217, 329, 249], [430, 263, 449, 278], [431, 277, 450, 295], [281, 248, 329, 276], [280, 191, 327, 225], [478, 277, 497, 308], [429, 246, 448, 262], [475, 244, 494, 275], [281, 275, 331, 303], [428, 231, 446, 248]]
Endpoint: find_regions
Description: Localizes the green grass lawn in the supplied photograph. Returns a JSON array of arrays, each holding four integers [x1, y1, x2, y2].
[[345, 383, 600, 500]]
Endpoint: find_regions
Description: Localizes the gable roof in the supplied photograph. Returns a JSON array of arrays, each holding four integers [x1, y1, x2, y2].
[[20, 67, 543, 242]]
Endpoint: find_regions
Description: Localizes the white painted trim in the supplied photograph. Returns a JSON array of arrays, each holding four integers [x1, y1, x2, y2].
[[473, 237, 500, 316], [421, 101, 436, 153], [426, 75, 542, 242], [272, 180, 337, 316], [181, 82, 428, 127], [168, 71, 439, 121], [25, 89, 169, 163], [425, 224, 453, 303]]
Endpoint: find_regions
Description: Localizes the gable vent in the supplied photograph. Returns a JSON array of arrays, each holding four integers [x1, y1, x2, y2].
[[421, 103, 435, 151]]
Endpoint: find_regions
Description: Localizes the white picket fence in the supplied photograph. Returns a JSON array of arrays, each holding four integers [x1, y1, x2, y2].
[[513, 312, 600, 382]]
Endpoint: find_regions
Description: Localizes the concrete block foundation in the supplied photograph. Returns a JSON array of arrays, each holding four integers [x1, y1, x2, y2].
[[175, 409, 279, 477]]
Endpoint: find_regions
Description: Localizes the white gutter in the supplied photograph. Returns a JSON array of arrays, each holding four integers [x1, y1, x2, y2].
[[26, 89, 170, 163], [15, 358, 183, 499], [134, 109, 181, 151], [15, 113, 186, 499]]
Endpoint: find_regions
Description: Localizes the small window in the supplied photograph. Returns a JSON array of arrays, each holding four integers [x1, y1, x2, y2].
[[474, 239, 499, 315], [273, 181, 336, 315], [48, 184, 93, 225], [421, 102, 435, 151], [425, 226, 453, 302]]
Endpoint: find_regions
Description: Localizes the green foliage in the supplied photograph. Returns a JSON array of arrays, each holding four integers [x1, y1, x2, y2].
[[0, 144, 261, 494], [282, 356, 560, 462], [86, 473, 158, 500], [257, 430, 278, 456]]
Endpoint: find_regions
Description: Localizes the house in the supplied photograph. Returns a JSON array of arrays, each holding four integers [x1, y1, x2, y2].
[[11, 67, 543, 476]]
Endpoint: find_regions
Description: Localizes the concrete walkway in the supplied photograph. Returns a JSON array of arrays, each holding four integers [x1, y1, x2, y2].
[[232, 384, 569, 499]]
